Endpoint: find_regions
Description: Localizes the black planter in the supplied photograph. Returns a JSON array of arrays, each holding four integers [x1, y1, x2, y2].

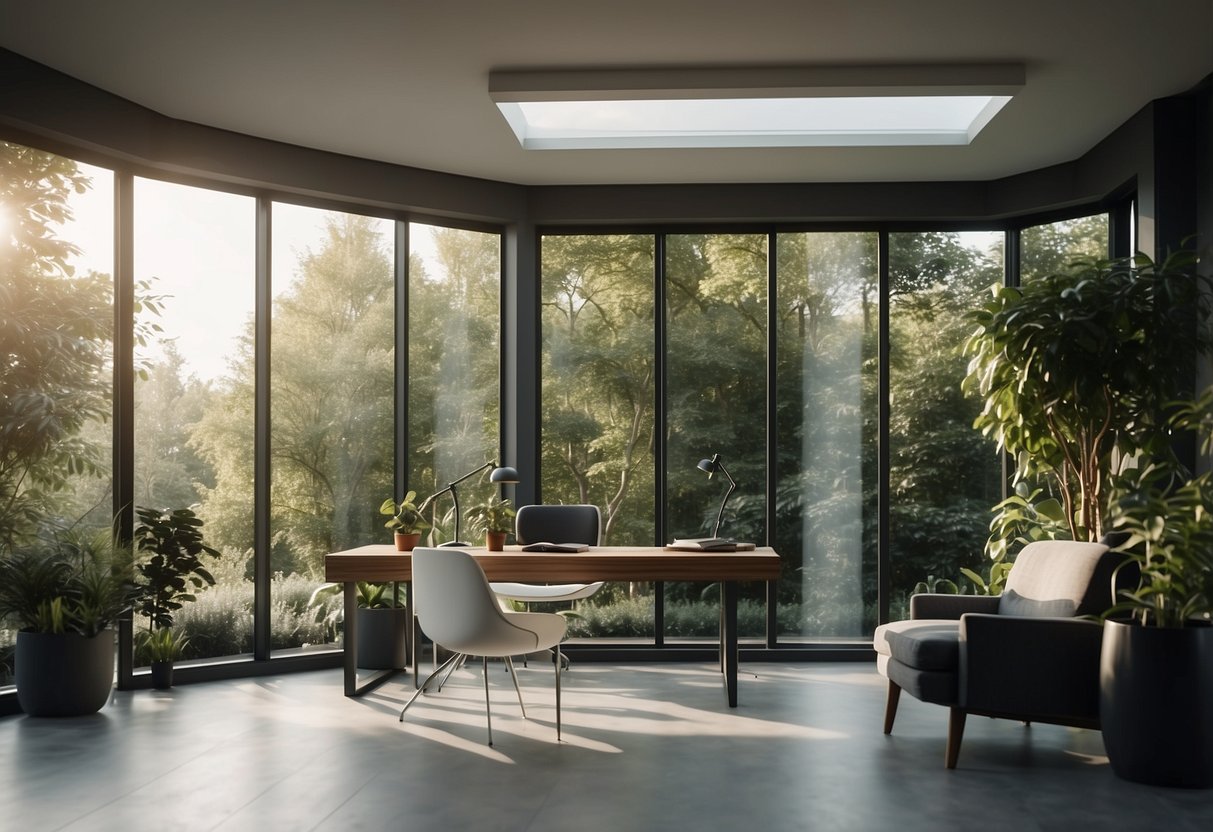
[[16, 630, 115, 717], [1100, 619, 1213, 788], [356, 607, 408, 670], [150, 661, 174, 690]]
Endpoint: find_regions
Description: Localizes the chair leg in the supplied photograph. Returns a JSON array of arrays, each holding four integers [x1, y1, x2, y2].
[[483, 656, 494, 746], [400, 652, 461, 722], [946, 708, 966, 769], [437, 652, 466, 692], [883, 681, 901, 735], [504, 656, 527, 719], [555, 643, 563, 742]]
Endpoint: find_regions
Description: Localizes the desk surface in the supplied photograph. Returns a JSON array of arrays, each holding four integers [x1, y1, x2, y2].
[[325, 544, 781, 583]]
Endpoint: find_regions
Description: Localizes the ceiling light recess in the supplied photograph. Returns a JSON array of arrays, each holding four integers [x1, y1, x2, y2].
[[490, 64, 1023, 150]]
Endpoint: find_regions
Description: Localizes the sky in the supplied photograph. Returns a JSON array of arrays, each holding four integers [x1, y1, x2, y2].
[[58, 164, 442, 383]]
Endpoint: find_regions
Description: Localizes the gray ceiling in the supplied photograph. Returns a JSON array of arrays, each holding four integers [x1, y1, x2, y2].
[[2, 0, 1211, 186]]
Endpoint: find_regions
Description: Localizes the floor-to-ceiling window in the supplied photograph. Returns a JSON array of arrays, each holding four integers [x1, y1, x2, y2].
[[774, 231, 879, 638], [0, 142, 114, 688], [132, 176, 256, 662], [407, 222, 501, 542], [887, 231, 1005, 616], [268, 203, 396, 653], [539, 233, 656, 638]]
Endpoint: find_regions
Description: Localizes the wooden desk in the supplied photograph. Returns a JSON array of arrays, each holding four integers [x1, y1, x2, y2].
[[324, 544, 781, 707]]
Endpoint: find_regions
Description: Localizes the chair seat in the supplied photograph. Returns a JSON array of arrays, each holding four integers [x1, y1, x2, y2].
[[873, 619, 960, 671], [490, 581, 605, 603]]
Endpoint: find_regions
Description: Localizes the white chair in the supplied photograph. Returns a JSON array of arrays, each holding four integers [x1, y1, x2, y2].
[[489, 504, 605, 607], [399, 548, 567, 745]]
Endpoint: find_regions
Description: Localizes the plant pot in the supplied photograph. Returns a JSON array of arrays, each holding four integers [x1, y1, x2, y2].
[[16, 630, 115, 717], [150, 660, 175, 690], [486, 531, 506, 552], [1100, 619, 1213, 788], [394, 531, 420, 552], [356, 606, 409, 669]]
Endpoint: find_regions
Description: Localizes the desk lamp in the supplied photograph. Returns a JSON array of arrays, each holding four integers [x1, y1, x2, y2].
[[697, 453, 737, 539], [419, 462, 519, 547]]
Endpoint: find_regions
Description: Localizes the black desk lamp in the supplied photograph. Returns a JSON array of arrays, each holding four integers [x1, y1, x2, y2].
[[697, 453, 737, 539], [419, 461, 519, 547]]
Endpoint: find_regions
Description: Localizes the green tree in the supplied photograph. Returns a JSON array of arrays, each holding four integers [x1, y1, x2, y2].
[[0, 141, 111, 548], [192, 212, 394, 577]]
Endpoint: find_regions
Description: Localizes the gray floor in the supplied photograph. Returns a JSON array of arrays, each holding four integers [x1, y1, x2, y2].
[[2, 661, 1210, 831]]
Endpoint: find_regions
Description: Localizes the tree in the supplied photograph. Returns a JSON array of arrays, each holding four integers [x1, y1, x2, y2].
[[192, 212, 394, 576], [0, 141, 111, 548]]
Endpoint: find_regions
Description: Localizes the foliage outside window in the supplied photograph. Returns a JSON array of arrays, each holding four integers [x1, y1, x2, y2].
[[132, 176, 256, 662], [887, 232, 1004, 615], [407, 223, 501, 542]]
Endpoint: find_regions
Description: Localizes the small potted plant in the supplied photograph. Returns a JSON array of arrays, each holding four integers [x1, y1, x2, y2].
[[379, 491, 429, 551], [467, 495, 515, 551], [131, 506, 221, 687], [137, 627, 190, 689], [308, 581, 407, 670]]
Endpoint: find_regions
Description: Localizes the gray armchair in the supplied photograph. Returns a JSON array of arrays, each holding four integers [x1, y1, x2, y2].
[[874, 540, 1128, 768]]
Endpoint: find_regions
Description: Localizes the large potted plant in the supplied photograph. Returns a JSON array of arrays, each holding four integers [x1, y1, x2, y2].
[[963, 251, 1211, 559], [0, 530, 138, 716], [379, 491, 429, 551], [467, 495, 515, 551], [1100, 391, 1213, 788], [131, 506, 221, 688]]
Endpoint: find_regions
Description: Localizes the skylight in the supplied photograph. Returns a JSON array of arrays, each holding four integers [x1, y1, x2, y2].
[[489, 65, 1023, 151], [497, 95, 1012, 149]]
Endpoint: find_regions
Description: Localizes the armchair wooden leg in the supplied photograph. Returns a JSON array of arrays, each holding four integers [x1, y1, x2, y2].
[[946, 708, 966, 769], [883, 681, 902, 735]]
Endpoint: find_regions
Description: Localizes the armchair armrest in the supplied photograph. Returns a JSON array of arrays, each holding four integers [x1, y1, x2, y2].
[[960, 614, 1103, 724], [910, 593, 1000, 620]]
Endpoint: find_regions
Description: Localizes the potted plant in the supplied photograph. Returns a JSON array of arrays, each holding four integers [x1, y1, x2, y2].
[[1100, 390, 1213, 788], [0, 530, 138, 716], [131, 506, 222, 686], [308, 580, 407, 669], [467, 495, 515, 551], [136, 627, 190, 689], [963, 250, 1211, 559], [379, 491, 429, 551]]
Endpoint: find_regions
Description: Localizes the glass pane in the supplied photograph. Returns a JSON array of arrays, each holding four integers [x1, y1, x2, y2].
[[407, 223, 501, 545], [540, 234, 656, 641], [888, 232, 1005, 618], [774, 232, 879, 638], [1, 142, 113, 687], [133, 177, 255, 663], [1020, 213, 1110, 282], [270, 203, 395, 654], [665, 233, 768, 641]]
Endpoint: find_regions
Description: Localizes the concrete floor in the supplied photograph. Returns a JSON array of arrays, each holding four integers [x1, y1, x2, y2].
[[2, 662, 1210, 831]]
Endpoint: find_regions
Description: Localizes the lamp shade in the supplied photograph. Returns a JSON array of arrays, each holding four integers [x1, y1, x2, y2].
[[490, 466, 520, 484]]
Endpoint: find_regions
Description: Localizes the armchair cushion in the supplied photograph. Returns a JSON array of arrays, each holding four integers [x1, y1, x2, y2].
[[874, 619, 960, 671], [997, 540, 1109, 617]]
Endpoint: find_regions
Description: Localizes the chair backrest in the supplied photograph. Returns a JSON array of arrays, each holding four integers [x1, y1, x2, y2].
[[412, 548, 540, 654], [998, 540, 1116, 618], [515, 504, 600, 546]]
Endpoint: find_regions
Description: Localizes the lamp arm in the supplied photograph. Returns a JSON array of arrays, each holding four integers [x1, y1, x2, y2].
[[711, 463, 738, 539], [448, 460, 494, 488]]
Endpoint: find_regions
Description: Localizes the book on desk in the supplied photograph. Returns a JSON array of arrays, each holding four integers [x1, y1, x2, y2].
[[519, 542, 590, 553], [664, 537, 756, 552]]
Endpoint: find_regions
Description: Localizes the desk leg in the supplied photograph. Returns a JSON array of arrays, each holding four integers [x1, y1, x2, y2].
[[343, 581, 357, 696], [723, 581, 739, 707]]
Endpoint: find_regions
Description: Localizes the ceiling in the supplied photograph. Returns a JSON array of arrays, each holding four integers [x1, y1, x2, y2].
[[2, 0, 1211, 186]]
